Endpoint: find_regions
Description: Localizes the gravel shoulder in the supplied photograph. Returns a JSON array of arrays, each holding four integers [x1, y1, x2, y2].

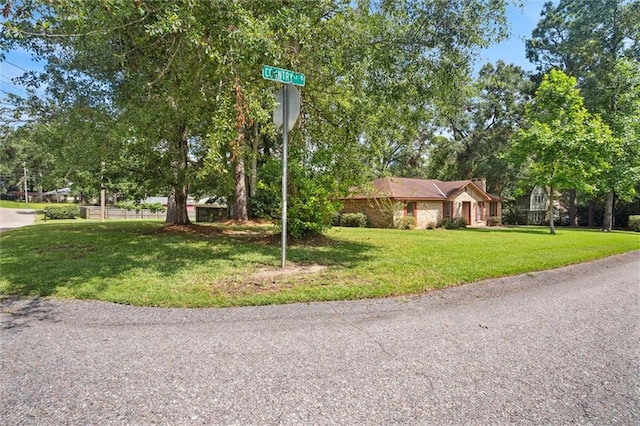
[[1, 251, 639, 425]]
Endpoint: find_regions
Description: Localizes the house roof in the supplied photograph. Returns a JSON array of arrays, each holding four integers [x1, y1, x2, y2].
[[347, 177, 493, 201]]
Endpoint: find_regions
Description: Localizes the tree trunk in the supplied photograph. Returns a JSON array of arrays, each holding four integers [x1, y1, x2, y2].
[[233, 154, 248, 220], [588, 199, 595, 227], [249, 124, 258, 199], [601, 190, 614, 232], [165, 123, 191, 225], [548, 186, 556, 235], [166, 190, 176, 224], [231, 77, 249, 221], [568, 189, 578, 227]]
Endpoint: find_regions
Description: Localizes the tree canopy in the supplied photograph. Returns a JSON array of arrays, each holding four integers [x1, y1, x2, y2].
[[2, 0, 510, 234], [510, 69, 616, 234]]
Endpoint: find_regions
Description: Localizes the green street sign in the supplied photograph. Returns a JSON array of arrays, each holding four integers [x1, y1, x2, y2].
[[262, 65, 305, 86]]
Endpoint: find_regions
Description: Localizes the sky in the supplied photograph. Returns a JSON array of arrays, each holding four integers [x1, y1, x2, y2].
[[0, 1, 549, 101]]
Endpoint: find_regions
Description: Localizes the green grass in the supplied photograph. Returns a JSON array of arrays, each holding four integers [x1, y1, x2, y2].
[[1, 221, 638, 307], [0, 200, 52, 210]]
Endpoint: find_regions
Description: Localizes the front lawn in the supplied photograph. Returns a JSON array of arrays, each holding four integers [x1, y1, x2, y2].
[[0, 200, 52, 210], [1, 221, 637, 307]]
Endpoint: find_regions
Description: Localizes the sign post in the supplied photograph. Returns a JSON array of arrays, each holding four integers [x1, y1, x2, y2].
[[262, 65, 305, 269], [281, 84, 289, 269]]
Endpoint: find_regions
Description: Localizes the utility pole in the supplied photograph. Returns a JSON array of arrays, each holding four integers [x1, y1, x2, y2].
[[22, 162, 28, 206], [100, 161, 105, 221]]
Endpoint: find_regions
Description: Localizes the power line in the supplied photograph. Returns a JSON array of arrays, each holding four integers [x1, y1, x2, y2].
[[3, 60, 30, 73], [0, 88, 24, 97]]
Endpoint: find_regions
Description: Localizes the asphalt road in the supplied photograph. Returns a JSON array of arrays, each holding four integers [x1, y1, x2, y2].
[[1, 251, 639, 425], [0, 207, 36, 233]]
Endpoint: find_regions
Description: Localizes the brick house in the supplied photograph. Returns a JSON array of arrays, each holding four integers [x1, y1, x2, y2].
[[342, 177, 502, 228]]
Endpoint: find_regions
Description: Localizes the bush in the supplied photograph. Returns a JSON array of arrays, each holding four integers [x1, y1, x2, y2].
[[394, 217, 416, 230], [114, 201, 165, 212], [629, 215, 640, 232], [502, 204, 527, 225], [331, 212, 342, 226], [489, 216, 501, 226], [441, 217, 467, 229], [426, 222, 436, 230], [115, 200, 138, 210], [285, 173, 341, 240], [340, 213, 367, 228], [140, 202, 165, 213], [44, 205, 79, 219]]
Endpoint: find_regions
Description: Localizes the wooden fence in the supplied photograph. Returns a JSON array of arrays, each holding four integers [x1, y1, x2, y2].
[[79, 206, 196, 221]]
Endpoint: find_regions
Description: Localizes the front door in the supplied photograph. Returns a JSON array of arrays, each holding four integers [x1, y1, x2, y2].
[[462, 201, 471, 225]]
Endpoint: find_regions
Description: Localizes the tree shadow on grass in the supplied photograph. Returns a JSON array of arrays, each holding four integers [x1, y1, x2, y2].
[[0, 222, 376, 301], [462, 226, 557, 236], [465, 226, 613, 236]]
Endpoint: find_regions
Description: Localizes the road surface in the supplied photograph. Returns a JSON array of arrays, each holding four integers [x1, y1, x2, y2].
[[0, 207, 36, 233], [1, 251, 639, 424]]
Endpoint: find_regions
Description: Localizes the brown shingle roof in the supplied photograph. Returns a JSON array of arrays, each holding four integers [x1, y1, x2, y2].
[[348, 177, 492, 201]]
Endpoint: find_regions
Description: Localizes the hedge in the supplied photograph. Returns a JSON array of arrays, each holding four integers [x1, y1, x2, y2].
[[340, 213, 367, 228], [44, 205, 80, 219]]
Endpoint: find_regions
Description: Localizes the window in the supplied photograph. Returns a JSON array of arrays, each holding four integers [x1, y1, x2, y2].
[[443, 201, 453, 218], [406, 202, 415, 217], [476, 202, 484, 222], [490, 202, 498, 216]]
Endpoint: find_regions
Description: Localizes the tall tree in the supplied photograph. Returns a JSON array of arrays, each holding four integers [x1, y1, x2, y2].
[[2, 0, 511, 235], [428, 61, 533, 195], [510, 70, 615, 235], [526, 0, 640, 230]]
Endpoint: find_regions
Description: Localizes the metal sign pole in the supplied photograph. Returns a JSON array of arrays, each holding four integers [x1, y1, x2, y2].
[[281, 84, 289, 269]]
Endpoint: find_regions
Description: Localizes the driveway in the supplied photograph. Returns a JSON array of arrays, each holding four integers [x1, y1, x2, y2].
[[0, 207, 36, 233], [1, 251, 639, 425]]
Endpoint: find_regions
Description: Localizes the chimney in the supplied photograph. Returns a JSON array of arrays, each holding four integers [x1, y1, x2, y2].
[[472, 178, 487, 192]]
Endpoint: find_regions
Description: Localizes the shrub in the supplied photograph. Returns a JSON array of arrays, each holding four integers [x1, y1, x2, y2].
[[394, 217, 416, 230], [331, 212, 342, 227], [340, 213, 367, 228], [44, 205, 79, 219], [285, 174, 340, 240], [426, 222, 436, 230], [489, 216, 501, 226], [441, 217, 467, 229], [141, 202, 165, 213], [502, 204, 527, 225], [629, 215, 640, 232], [115, 201, 137, 211]]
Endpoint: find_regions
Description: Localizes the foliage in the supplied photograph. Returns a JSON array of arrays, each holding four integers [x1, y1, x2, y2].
[[429, 61, 534, 195], [394, 217, 416, 230], [285, 173, 341, 240], [440, 217, 467, 229], [44, 205, 79, 219], [1, 222, 638, 307], [509, 69, 616, 234], [628, 216, 640, 232], [114, 201, 137, 211], [142, 202, 165, 213], [2, 0, 512, 230], [114, 201, 165, 212], [340, 213, 368, 228], [501, 203, 527, 225], [526, 0, 640, 231], [488, 216, 502, 226]]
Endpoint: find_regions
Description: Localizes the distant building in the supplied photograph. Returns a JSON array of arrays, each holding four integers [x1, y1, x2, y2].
[[342, 177, 502, 228], [515, 186, 565, 225]]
